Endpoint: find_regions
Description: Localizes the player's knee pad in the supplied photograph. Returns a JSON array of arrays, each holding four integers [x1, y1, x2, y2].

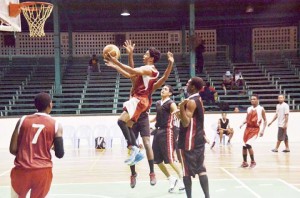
[[246, 144, 252, 149], [243, 146, 247, 150]]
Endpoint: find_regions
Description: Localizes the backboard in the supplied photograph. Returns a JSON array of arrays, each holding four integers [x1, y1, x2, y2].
[[0, 0, 21, 32]]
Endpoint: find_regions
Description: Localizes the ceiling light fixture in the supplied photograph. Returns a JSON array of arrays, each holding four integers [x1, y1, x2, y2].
[[121, 10, 130, 16], [246, 5, 254, 13]]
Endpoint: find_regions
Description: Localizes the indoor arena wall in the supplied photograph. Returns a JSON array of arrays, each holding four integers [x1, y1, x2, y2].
[[0, 112, 299, 149], [0, 29, 217, 56]]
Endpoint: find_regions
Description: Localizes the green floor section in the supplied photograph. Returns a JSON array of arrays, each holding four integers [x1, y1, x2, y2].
[[0, 179, 299, 198]]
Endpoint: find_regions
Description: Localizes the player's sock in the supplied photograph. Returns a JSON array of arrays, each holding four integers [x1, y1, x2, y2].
[[243, 154, 247, 162], [199, 175, 210, 198], [183, 176, 192, 198], [148, 160, 154, 173], [250, 154, 254, 162], [117, 120, 133, 145], [130, 165, 136, 175], [243, 146, 247, 161]]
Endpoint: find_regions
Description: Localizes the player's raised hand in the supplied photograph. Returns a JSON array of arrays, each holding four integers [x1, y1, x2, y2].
[[167, 52, 174, 64], [123, 40, 135, 54]]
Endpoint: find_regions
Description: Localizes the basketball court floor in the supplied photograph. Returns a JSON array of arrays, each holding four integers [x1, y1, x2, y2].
[[0, 142, 299, 198]]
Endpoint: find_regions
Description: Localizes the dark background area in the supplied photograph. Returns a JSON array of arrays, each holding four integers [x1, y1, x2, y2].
[[16, 0, 300, 62]]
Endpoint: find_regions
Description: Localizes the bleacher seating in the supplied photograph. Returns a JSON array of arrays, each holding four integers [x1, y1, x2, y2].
[[1, 55, 300, 117]]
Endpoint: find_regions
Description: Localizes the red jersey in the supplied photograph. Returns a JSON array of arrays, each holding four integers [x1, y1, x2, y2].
[[131, 65, 159, 97], [14, 113, 57, 169]]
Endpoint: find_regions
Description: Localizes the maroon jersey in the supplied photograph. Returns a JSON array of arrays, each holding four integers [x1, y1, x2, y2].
[[131, 65, 159, 97], [14, 113, 57, 169], [178, 93, 206, 151]]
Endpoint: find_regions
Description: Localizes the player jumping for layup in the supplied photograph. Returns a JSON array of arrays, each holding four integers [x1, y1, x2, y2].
[[105, 46, 160, 165]]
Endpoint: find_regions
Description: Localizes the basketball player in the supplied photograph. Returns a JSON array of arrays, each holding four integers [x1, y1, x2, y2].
[[105, 45, 161, 165], [177, 77, 210, 198], [108, 40, 174, 188], [239, 94, 267, 168], [151, 85, 185, 193], [9, 92, 64, 198], [268, 95, 290, 152], [129, 45, 175, 188]]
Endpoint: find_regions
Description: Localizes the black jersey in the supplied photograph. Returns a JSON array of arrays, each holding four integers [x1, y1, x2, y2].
[[155, 98, 174, 129], [219, 118, 229, 129], [178, 94, 205, 151]]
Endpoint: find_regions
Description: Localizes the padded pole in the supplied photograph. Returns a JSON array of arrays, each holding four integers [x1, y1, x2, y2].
[[181, 25, 186, 59], [189, 0, 195, 78], [53, 0, 62, 94], [298, 20, 300, 57]]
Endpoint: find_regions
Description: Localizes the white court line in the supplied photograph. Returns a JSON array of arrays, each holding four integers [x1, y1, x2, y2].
[[49, 194, 112, 198], [278, 165, 300, 169], [220, 167, 261, 198], [277, 179, 300, 193], [0, 169, 11, 177], [258, 184, 273, 186]]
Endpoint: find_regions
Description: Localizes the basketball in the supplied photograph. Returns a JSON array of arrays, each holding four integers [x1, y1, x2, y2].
[[103, 44, 120, 60]]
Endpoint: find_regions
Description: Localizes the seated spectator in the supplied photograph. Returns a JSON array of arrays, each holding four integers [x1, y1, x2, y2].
[[222, 71, 234, 95], [88, 54, 101, 73], [234, 69, 246, 94], [234, 105, 246, 112], [233, 106, 240, 113], [200, 82, 217, 104], [211, 112, 234, 149]]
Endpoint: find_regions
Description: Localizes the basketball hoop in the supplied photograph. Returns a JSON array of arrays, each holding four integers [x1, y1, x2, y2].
[[9, 2, 53, 37]]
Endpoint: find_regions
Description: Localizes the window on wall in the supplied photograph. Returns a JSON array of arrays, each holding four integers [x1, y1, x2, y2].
[[168, 33, 180, 44], [3, 34, 15, 47]]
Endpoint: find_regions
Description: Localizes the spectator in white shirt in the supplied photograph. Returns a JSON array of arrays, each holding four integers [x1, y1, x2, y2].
[[268, 95, 290, 153]]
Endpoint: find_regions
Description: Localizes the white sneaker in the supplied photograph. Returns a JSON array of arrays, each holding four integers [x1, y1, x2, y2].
[[178, 179, 185, 193], [124, 146, 139, 164], [168, 176, 178, 193]]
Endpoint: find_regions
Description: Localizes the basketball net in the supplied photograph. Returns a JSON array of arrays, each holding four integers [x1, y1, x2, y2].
[[21, 2, 53, 37]]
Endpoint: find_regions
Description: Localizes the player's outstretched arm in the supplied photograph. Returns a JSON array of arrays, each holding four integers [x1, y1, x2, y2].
[[105, 53, 152, 76], [107, 62, 135, 78], [9, 119, 21, 156], [152, 52, 174, 93]]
